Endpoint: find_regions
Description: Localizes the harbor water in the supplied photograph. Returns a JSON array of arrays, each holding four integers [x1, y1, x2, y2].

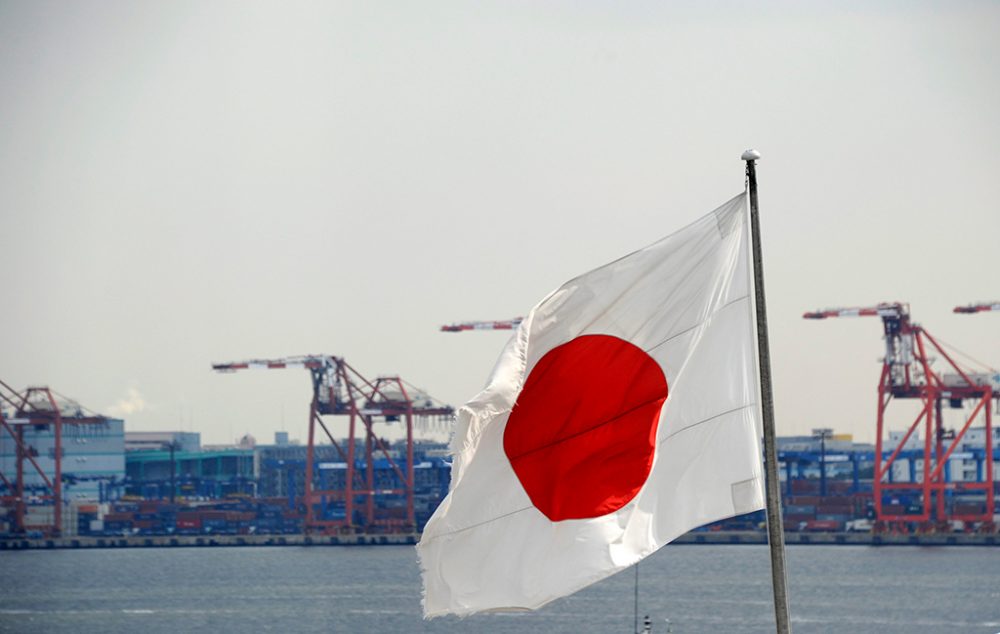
[[1, 544, 998, 633]]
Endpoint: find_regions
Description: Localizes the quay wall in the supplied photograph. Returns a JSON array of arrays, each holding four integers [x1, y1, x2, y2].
[[2, 530, 997, 550]]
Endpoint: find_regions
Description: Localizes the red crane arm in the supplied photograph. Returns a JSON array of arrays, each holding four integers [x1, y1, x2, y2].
[[953, 302, 1000, 314]]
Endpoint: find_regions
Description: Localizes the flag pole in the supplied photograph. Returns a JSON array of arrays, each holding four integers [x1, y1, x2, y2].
[[742, 149, 792, 633], [633, 563, 639, 634]]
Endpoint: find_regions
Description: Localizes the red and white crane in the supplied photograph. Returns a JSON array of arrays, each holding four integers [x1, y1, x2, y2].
[[212, 355, 453, 534], [954, 302, 1000, 314], [440, 317, 523, 333], [804, 302, 995, 528], [803, 302, 921, 389]]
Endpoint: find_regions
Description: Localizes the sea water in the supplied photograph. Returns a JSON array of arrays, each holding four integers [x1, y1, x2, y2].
[[1, 544, 998, 633]]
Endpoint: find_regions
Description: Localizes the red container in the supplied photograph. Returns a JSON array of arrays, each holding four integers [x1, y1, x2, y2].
[[804, 519, 843, 532], [791, 480, 820, 494]]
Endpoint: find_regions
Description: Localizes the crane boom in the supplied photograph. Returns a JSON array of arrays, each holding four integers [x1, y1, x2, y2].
[[212, 355, 350, 415], [803, 302, 919, 390], [211, 354, 338, 372], [802, 302, 906, 320], [440, 317, 523, 332], [954, 302, 1000, 314]]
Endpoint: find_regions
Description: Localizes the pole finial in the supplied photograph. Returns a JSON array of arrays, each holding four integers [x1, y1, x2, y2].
[[741, 149, 761, 162]]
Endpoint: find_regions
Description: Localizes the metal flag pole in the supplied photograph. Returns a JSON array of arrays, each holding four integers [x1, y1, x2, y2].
[[633, 563, 639, 634], [742, 149, 792, 633]]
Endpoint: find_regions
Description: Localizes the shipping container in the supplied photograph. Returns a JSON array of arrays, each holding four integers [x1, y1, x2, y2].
[[817, 507, 853, 517], [816, 514, 852, 522], [790, 480, 820, 494], [803, 519, 844, 532]]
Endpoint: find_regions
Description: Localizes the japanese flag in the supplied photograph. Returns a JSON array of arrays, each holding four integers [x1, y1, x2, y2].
[[418, 192, 764, 617]]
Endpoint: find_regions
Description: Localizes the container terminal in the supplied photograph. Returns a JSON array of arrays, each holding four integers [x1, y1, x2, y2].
[[2, 302, 998, 546]]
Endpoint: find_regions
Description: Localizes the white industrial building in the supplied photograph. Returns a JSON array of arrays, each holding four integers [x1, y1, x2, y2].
[[0, 417, 125, 501]]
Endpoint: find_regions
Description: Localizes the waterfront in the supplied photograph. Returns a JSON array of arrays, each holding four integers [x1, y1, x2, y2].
[[1, 545, 998, 633], [3, 529, 998, 550]]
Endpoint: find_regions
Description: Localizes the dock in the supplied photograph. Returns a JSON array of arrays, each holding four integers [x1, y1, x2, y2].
[[2, 530, 996, 550]]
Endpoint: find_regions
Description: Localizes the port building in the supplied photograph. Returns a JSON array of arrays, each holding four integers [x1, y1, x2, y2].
[[0, 416, 125, 502]]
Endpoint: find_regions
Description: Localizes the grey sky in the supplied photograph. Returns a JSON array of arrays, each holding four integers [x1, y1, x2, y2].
[[2, 1, 998, 445]]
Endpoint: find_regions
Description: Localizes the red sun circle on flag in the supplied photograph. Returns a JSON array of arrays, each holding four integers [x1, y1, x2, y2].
[[503, 334, 669, 522]]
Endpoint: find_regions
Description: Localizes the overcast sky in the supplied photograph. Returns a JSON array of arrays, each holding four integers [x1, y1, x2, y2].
[[2, 1, 998, 445]]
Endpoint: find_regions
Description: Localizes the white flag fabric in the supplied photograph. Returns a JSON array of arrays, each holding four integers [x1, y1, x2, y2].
[[418, 192, 765, 617]]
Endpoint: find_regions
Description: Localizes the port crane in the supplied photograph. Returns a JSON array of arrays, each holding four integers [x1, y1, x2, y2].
[[0, 381, 111, 536], [212, 355, 453, 534], [440, 317, 523, 333], [954, 302, 1000, 314], [804, 302, 995, 529]]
